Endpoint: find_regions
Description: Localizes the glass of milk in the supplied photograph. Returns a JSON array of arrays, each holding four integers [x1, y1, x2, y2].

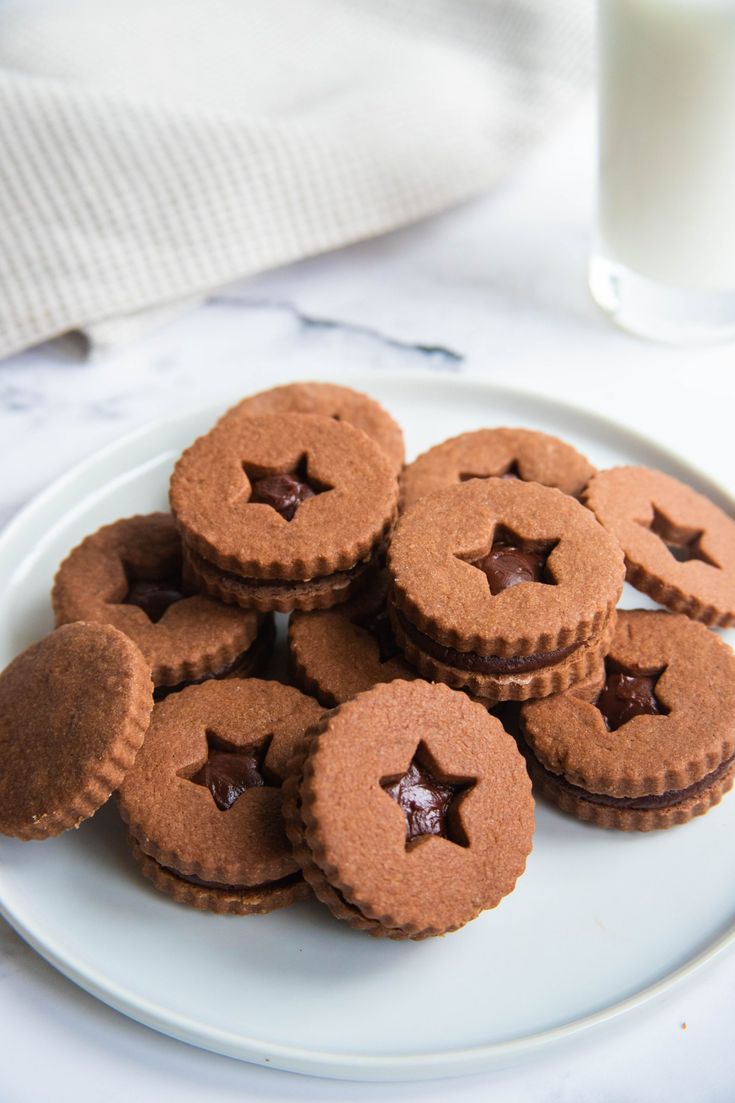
[[590, 0, 735, 342]]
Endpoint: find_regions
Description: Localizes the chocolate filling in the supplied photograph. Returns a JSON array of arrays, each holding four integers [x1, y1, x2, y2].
[[382, 762, 455, 842], [249, 473, 316, 521], [381, 754, 472, 845], [395, 607, 580, 675], [475, 542, 548, 596], [244, 454, 332, 522], [596, 665, 668, 731], [161, 866, 303, 892], [191, 748, 266, 811], [184, 731, 273, 811], [188, 547, 370, 591], [460, 528, 559, 599], [124, 573, 186, 622], [529, 748, 735, 811]]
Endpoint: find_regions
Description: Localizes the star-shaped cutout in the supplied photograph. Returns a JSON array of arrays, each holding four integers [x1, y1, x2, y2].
[[243, 453, 333, 522], [179, 731, 273, 811], [122, 564, 186, 623], [595, 662, 670, 732], [457, 525, 559, 596], [459, 460, 521, 483], [641, 505, 720, 567], [380, 743, 475, 847]]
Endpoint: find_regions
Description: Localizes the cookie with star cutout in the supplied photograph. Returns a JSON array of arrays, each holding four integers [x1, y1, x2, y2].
[[52, 513, 273, 695], [583, 466, 735, 626], [216, 381, 405, 478], [520, 610, 735, 831], [170, 414, 398, 613], [399, 427, 595, 513], [388, 477, 625, 703], [118, 678, 324, 914], [281, 679, 534, 939]]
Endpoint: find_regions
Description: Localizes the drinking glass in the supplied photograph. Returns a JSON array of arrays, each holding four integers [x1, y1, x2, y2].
[[590, 0, 735, 342]]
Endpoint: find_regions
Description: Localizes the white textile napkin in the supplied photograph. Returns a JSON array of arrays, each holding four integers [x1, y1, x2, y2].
[[0, 0, 592, 358]]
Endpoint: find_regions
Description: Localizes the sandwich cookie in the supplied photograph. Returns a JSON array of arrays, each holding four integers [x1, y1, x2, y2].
[[400, 427, 594, 513], [171, 414, 398, 613], [52, 513, 272, 696], [217, 381, 404, 477], [583, 466, 735, 626], [282, 679, 534, 939], [521, 610, 735, 830], [388, 478, 624, 703], [119, 678, 324, 913]]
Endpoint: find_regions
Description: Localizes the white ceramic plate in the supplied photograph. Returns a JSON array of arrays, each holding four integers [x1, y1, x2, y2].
[[1, 373, 734, 1083]]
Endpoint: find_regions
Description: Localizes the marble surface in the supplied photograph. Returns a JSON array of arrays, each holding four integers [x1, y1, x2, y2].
[[2, 103, 735, 1101]]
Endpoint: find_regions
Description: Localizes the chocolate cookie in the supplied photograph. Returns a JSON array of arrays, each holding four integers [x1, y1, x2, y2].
[[170, 414, 398, 613], [217, 381, 405, 477], [583, 466, 735, 626], [400, 428, 595, 513], [521, 610, 735, 830], [0, 623, 152, 840], [491, 659, 607, 756], [118, 678, 324, 913], [288, 571, 417, 707], [151, 617, 275, 702], [127, 834, 307, 915], [52, 514, 272, 691], [388, 478, 625, 703], [282, 680, 534, 939]]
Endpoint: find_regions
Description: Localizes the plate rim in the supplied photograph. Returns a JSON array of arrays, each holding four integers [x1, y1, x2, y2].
[[1, 370, 734, 1081], [0, 892, 732, 1080]]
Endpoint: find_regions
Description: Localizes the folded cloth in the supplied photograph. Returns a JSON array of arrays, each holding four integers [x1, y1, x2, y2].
[[0, 0, 592, 358]]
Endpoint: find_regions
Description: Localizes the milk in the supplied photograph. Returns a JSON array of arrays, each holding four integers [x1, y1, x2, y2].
[[598, 0, 735, 292]]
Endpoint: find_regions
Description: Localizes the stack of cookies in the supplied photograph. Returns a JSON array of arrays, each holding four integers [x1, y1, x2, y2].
[[170, 410, 398, 613], [2, 380, 735, 941]]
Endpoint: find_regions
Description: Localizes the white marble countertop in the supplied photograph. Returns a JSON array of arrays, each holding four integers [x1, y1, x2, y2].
[[2, 104, 735, 1102]]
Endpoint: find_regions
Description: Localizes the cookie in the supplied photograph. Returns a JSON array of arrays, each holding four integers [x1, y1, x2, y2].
[[583, 466, 735, 626], [388, 478, 625, 703], [152, 616, 275, 701], [170, 414, 398, 613], [521, 610, 735, 830], [217, 381, 404, 477], [118, 678, 324, 913], [282, 680, 534, 939], [288, 571, 417, 707], [0, 622, 153, 840], [127, 834, 309, 915], [52, 513, 272, 691], [400, 427, 595, 513]]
